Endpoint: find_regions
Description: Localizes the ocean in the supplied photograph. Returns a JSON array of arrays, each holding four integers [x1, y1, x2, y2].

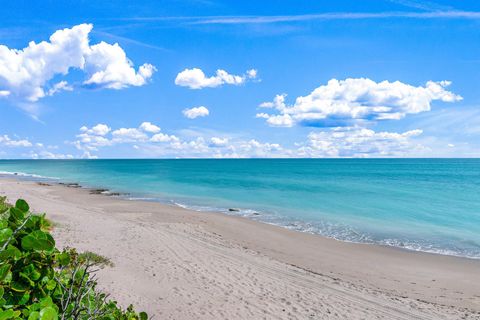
[[0, 159, 479, 259]]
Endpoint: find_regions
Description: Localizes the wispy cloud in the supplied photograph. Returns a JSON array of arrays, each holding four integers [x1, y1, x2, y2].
[[191, 11, 480, 25], [110, 10, 480, 26], [92, 30, 171, 52], [387, 0, 454, 12]]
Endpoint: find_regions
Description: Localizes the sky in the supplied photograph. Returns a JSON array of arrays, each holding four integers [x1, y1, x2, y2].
[[1, 0, 480, 159]]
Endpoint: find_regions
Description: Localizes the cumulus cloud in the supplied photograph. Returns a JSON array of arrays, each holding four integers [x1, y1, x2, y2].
[[297, 127, 424, 157], [258, 78, 462, 127], [0, 23, 155, 103], [210, 137, 229, 147], [139, 122, 161, 133], [30, 151, 74, 160], [0, 134, 75, 159], [111, 128, 148, 143], [75, 122, 166, 152], [69, 120, 434, 158], [175, 68, 257, 89], [71, 122, 289, 158], [0, 135, 32, 147], [83, 41, 156, 90], [80, 123, 111, 136], [183, 106, 210, 119], [150, 133, 179, 143]]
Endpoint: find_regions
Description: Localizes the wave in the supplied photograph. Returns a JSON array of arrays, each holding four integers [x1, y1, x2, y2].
[[0, 170, 58, 180], [171, 200, 480, 259]]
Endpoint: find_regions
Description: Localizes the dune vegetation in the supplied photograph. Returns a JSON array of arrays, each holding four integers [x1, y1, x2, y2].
[[0, 197, 148, 319]]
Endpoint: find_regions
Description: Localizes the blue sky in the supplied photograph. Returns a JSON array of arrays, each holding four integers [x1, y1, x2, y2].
[[1, 0, 480, 158]]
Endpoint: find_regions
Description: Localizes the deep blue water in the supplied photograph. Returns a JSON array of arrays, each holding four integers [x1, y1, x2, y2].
[[0, 159, 479, 258]]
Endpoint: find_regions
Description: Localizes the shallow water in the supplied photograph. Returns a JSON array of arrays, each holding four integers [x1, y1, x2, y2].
[[1, 159, 479, 258]]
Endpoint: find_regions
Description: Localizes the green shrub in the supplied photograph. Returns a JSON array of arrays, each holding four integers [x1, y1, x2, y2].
[[0, 197, 148, 319]]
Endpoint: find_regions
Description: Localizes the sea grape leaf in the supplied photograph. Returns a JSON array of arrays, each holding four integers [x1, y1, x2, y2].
[[21, 231, 55, 252], [45, 279, 56, 291], [11, 281, 29, 292], [0, 309, 14, 320], [17, 292, 30, 305], [9, 207, 24, 221], [0, 264, 11, 282], [23, 264, 41, 281], [0, 245, 22, 261], [0, 228, 12, 243], [0, 309, 19, 320], [15, 199, 29, 213], [28, 312, 40, 320], [39, 296, 54, 308], [39, 307, 57, 320]]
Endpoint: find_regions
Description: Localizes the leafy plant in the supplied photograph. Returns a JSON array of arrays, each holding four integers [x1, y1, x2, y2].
[[0, 197, 148, 319]]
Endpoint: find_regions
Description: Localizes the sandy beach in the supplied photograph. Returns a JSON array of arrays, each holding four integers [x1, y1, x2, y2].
[[0, 177, 479, 319]]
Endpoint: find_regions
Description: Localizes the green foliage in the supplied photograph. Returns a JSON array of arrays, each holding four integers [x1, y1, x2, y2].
[[0, 198, 148, 319], [77, 252, 113, 268]]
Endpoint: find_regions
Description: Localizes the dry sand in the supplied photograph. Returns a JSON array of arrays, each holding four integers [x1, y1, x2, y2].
[[0, 177, 479, 319]]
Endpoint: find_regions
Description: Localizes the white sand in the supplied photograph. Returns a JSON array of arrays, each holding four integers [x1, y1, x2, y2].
[[0, 178, 479, 319]]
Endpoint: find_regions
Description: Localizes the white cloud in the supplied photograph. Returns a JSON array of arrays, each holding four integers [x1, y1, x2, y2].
[[246, 69, 257, 78], [69, 121, 437, 158], [183, 106, 210, 119], [81, 151, 98, 159], [71, 122, 288, 158], [111, 128, 148, 142], [76, 124, 116, 151], [0, 135, 32, 147], [190, 11, 480, 25], [74, 134, 112, 151], [139, 122, 161, 133], [30, 151, 74, 160], [47, 81, 73, 96], [210, 137, 229, 147], [0, 133, 77, 159], [80, 123, 111, 136], [75, 122, 167, 152], [0, 23, 155, 103], [258, 78, 462, 127], [175, 68, 257, 89], [297, 127, 424, 157], [83, 41, 156, 90], [150, 133, 179, 143]]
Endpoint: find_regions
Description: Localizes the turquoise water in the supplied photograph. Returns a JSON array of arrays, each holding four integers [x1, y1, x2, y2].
[[0, 159, 479, 258]]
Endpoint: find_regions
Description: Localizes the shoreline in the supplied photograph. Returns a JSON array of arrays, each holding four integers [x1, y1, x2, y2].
[[1, 171, 476, 261], [0, 177, 479, 319]]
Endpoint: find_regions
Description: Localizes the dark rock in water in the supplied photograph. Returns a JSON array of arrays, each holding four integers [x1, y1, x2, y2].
[[13, 173, 18, 175], [90, 189, 109, 195], [228, 208, 240, 212], [60, 182, 81, 188], [252, 212, 260, 216]]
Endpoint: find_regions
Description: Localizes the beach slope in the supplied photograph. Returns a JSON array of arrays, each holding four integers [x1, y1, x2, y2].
[[0, 178, 478, 319]]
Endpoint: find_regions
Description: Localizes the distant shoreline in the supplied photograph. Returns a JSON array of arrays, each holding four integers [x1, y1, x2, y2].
[[0, 176, 479, 319]]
